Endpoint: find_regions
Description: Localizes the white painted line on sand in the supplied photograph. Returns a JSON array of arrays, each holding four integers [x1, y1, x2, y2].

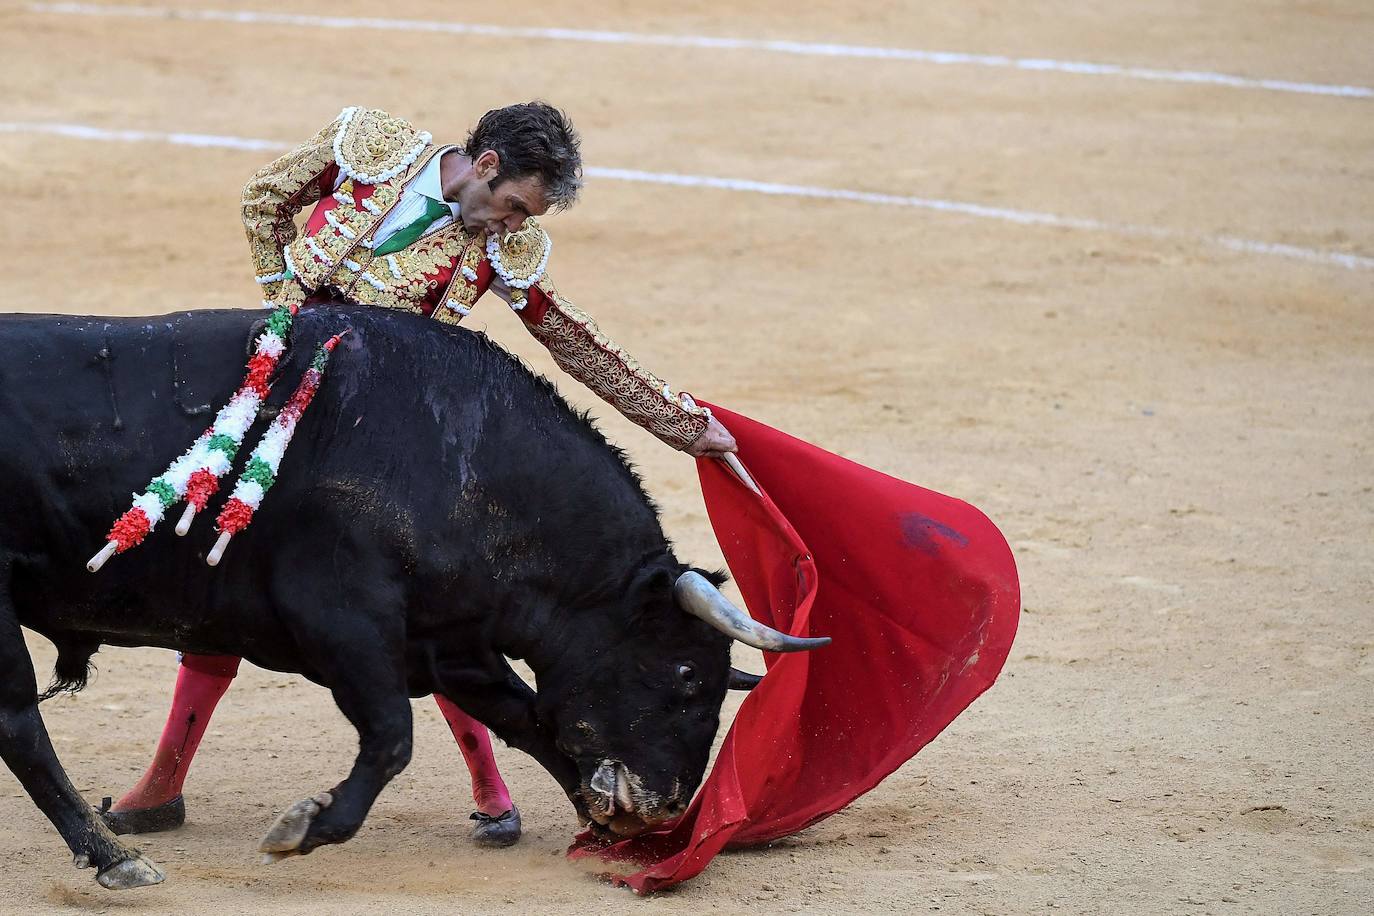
[[0, 121, 288, 152], [28, 2, 1374, 101], [2, 120, 1369, 271]]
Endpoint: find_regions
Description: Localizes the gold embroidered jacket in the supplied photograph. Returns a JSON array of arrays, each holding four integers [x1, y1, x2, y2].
[[241, 106, 711, 450]]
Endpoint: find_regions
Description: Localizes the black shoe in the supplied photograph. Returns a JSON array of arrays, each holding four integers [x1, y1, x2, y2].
[[97, 795, 186, 836], [469, 805, 521, 848]]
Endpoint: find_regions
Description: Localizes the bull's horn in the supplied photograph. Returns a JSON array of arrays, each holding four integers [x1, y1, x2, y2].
[[674, 572, 831, 653], [728, 668, 764, 691]]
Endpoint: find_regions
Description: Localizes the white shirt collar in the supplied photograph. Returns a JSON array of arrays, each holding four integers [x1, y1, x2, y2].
[[413, 145, 462, 219]]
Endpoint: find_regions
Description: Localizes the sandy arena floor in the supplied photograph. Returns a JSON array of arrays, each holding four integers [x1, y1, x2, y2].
[[1, 1, 1371, 913]]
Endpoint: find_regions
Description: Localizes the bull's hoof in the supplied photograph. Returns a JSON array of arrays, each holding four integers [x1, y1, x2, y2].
[[97, 795, 185, 836], [95, 851, 165, 890], [259, 791, 333, 862], [470, 805, 521, 848]]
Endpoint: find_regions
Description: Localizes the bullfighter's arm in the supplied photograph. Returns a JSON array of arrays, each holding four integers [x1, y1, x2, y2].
[[520, 284, 713, 450], [240, 111, 346, 300], [483, 220, 714, 450]]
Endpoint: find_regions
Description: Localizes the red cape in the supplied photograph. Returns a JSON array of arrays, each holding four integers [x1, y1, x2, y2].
[[571, 404, 1020, 892]]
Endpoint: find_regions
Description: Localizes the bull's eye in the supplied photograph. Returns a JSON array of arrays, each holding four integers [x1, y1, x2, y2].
[[676, 664, 697, 683]]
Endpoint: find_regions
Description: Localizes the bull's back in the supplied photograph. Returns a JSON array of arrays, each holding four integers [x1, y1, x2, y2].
[[0, 305, 660, 668], [0, 306, 515, 641], [0, 311, 277, 649], [0, 311, 253, 535]]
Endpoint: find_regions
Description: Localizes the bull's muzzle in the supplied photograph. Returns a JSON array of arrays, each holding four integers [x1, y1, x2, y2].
[[582, 760, 681, 837]]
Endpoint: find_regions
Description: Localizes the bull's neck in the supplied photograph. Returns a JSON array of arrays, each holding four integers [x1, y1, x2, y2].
[[492, 590, 607, 676], [492, 548, 678, 674]]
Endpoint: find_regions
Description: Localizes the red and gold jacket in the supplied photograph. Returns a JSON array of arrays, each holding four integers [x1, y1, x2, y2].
[[241, 106, 711, 450]]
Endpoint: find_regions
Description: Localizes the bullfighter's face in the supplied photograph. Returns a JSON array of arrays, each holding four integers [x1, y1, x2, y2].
[[451, 149, 551, 237], [537, 565, 734, 837]]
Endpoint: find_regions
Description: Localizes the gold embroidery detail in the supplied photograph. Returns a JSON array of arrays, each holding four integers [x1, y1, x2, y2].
[[333, 107, 431, 184], [348, 273, 418, 313], [278, 146, 441, 296], [432, 302, 467, 326], [368, 183, 400, 213], [248, 110, 486, 322], [266, 277, 308, 312], [492, 219, 551, 288], [462, 236, 486, 279], [425, 235, 486, 325], [293, 218, 475, 320], [241, 111, 346, 298], [390, 226, 470, 280], [447, 236, 490, 316], [284, 237, 327, 290]]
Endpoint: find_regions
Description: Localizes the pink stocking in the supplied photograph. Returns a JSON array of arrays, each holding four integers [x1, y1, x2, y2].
[[434, 695, 514, 816], [113, 655, 240, 811]]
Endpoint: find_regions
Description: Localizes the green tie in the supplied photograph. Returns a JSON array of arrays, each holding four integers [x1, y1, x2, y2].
[[372, 197, 452, 256]]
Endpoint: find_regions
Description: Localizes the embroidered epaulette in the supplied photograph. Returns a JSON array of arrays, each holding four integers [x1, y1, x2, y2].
[[332, 106, 432, 185], [486, 219, 552, 308]]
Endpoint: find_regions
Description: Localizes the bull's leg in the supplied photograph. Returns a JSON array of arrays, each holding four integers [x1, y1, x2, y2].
[[260, 623, 412, 860], [104, 654, 241, 834], [0, 605, 163, 888]]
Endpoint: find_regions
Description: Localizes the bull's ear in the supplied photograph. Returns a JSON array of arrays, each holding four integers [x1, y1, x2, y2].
[[693, 567, 730, 588], [727, 668, 764, 691], [639, 565, 675, 592], [630, 563, 676, 602]]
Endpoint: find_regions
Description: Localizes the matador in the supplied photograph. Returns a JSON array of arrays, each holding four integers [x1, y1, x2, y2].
[[101, 101, 738, 847]]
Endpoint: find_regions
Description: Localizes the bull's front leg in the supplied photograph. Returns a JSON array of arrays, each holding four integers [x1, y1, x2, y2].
[[260, 617, 413, 861]]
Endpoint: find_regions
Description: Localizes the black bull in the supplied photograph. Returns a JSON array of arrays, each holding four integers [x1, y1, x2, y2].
[[0, 304, 821, 889]]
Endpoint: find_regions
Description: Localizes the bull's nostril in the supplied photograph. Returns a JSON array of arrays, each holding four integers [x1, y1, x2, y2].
[[588, 759, 621, 816], [614, 764, 634, 814], [589, 761, 616, 794]]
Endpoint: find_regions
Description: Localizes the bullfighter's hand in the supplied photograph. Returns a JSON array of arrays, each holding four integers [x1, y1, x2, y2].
[[686, 417, 737, 459]]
